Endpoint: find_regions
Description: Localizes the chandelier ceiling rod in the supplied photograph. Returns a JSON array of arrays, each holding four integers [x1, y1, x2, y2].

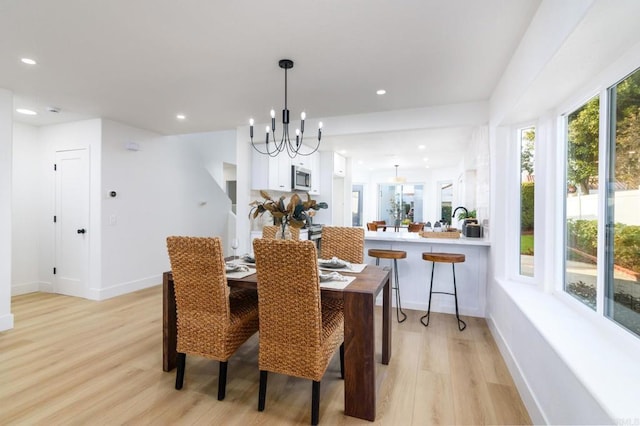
[[249, 59, 322, 158]]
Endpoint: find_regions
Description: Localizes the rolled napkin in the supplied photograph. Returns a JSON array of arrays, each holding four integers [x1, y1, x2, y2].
[[319, 271, 348, 282], [242, 253, 255, 263], [225, 262, 250, 273], [318, 256, 351, 269]]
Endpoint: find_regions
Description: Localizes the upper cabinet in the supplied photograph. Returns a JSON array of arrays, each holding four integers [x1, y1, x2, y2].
[[251, 146, 291, 191], [333, 152, 346, 177]]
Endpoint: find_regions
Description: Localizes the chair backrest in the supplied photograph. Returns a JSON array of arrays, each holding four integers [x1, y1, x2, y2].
[[166, 236, 231, 355], [262, 225, 300, 240], [252, 238, 323, 376], [408, 222, 425, 232], [374, 220, 387, 231], [366, 222, 378, 231], [320, 226, 364, 263]]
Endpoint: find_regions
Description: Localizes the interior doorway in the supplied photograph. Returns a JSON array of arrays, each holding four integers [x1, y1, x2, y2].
[[54, 148, 90, 298]]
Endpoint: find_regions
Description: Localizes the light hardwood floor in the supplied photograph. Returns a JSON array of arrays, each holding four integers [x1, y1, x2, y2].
[[0, 286, 531, 425]]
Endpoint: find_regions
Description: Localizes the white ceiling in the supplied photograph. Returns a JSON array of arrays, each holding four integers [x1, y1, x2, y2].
[[1, 0, 542, 170]]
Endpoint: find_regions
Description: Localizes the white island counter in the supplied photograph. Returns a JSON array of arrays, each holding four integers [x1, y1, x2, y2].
[[364, 231, 490, 318]]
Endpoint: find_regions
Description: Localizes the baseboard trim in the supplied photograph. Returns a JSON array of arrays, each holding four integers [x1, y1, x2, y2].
[[0, 312, 15, 332], [486, 313, 546, 425], [88, 275, 162, 300], [11, 281, 53, 296]]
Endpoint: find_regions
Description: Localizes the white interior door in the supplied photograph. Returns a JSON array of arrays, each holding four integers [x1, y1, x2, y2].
[[55, 148, 89, 297]]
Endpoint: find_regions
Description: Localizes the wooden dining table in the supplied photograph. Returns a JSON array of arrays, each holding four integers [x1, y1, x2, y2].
[[162, 264, 391, 422]]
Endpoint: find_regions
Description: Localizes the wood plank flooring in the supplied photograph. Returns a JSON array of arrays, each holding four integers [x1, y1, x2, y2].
[[0, 286, 531, 425]]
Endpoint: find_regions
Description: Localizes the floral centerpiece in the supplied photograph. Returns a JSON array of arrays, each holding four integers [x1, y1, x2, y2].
[[249, 190, 328, 239]]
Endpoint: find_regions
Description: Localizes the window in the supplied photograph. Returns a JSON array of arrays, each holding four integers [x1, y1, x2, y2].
[[563, 66, 640, 337], [351, 184, 363, 226], [564, 95, 600, 310], [378, 184, 424, 225], [519, 126, 535, 277], [606, 68, 640, 335]]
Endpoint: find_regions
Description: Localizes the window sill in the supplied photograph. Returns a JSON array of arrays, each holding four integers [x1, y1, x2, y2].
[[494, 278, 640, 423]]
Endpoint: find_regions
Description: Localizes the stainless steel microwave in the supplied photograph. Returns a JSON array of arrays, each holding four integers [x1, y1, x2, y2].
[[292, 166, 312, 191]]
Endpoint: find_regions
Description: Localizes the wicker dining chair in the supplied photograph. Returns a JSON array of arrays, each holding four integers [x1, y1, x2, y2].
[[166, 236, 259, 400], [320, 226, 365, 263], [262, 225, 300, 240], [408, 222, 425, 232], [366, 222, 378, 231], [252, 238, 344, 425]]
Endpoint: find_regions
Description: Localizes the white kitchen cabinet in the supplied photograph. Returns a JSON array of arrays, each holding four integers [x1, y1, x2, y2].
[[333, 152, 346, 177], [251, 146, 292, 191], [309, 151, 320, 195]]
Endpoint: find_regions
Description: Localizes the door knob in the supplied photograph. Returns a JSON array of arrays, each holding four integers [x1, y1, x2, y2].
[[77, 228, 86, 234]]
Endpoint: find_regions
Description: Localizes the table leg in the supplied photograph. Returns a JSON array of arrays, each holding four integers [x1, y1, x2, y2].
[[162, 272, 177, 372], [382, 273, 391, 365], [344, 291, 376, 421]]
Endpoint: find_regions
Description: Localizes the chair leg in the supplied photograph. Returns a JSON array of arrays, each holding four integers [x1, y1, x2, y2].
[[258, 370, 268, 411], [452, 264, 467, 331], [217, 361, 228, 400], [420, 262, 436, 327], [339, 343, 344, 379], [175, 352, 186, 390], [393, 259, 407, 323], [311, 380, 321, 425]]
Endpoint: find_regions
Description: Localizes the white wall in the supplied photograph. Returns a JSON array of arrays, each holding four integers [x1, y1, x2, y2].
[[99, 120, 234, 299], [0, 88, 14, 331], [11, 124, 40, 295], [8, 119, 236, 301]]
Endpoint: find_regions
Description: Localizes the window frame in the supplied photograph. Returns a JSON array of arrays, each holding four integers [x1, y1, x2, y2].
[[509, 122, 538, 285]]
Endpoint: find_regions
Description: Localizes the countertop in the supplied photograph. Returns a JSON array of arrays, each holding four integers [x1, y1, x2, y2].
[[364, 231, 490, 246]]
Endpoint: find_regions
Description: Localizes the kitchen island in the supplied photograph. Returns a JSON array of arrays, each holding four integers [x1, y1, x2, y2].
[[364, 231, 490, 318]]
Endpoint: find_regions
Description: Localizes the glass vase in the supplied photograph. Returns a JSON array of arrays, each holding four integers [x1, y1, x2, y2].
[[275, 222, 292, 240]]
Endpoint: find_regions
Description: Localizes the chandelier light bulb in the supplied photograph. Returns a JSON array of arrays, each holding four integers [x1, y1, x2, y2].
[[266, 125, 270, 133], [300, 112, 306, 120], [249, 118, 254, 126], [270, 109, 275, 118], [318, 121, 323, 129], [296, 129, 300, 136]]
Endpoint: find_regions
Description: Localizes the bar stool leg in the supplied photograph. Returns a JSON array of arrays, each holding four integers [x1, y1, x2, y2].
[[393, 259, 407, 323], [420, 262, 436, 327], [452, 264, 467, 331], [376, 258, 406, 323]]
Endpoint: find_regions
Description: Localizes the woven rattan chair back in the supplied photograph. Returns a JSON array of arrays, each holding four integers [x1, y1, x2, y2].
[[253, 238, 326, 379], [320, 226, 365, 263], [166, 236, 232, 357], [366, 222, 378, 231], [408, 222, 425, 232], [262, 225, 300, 240]]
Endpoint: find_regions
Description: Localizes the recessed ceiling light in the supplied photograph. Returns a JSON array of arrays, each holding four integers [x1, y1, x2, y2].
[[423, 157, 429, 161], [176, 114, 186, 120], [418, 145, 425, 150], [339, 149, 347, 154], [376, 89, 386, 95], [21, 58, 37, 65], [16, 108, 37, 115]]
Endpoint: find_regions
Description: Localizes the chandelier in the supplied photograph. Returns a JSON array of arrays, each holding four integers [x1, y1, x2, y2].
[[391, 165, 407, 184], [249, 59, 322, 158]]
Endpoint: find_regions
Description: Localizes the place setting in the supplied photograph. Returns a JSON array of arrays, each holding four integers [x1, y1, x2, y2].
[[318, 256, 368, 273]]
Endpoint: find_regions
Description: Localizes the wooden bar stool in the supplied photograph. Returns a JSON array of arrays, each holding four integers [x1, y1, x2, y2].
[[420, 252, 467, 331], [368, 249, 407, 323]]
